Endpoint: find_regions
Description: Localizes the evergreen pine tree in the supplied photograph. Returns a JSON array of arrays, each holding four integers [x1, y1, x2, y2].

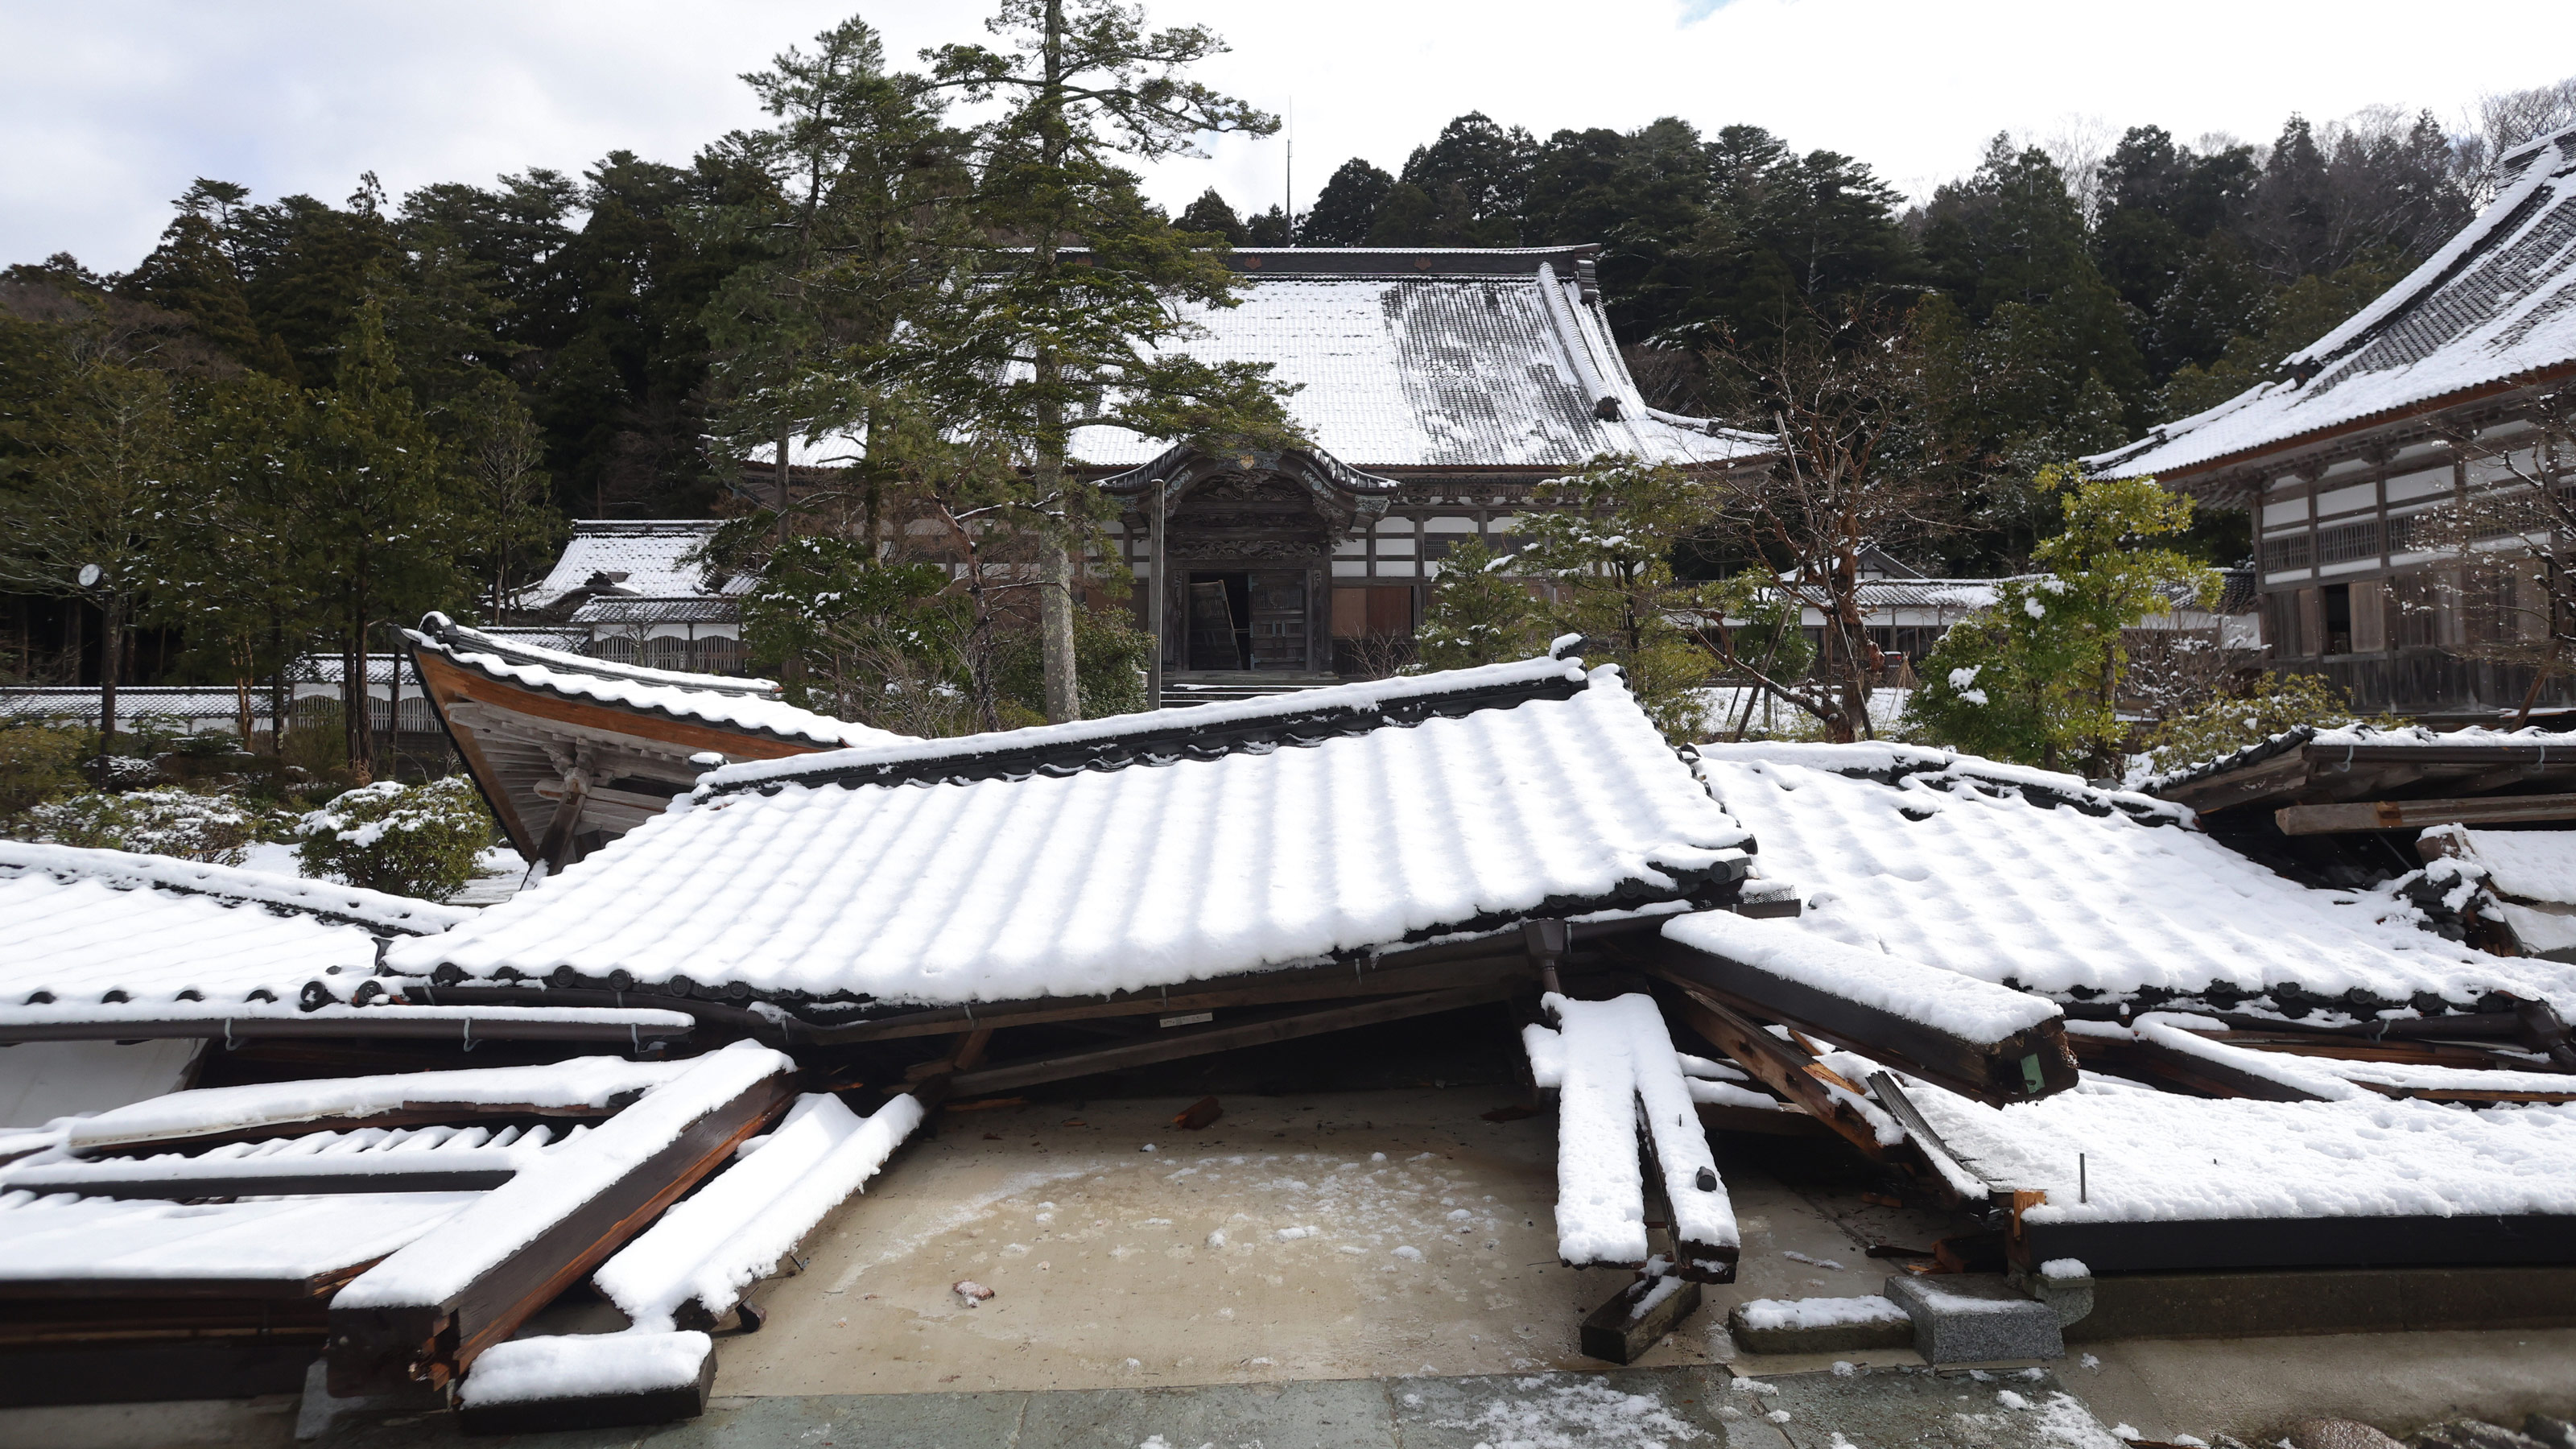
[[1296, 159, 1393, 246]]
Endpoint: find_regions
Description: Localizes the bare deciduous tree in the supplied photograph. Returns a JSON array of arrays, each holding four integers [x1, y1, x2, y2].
[[1699, 303, 1955, 742]]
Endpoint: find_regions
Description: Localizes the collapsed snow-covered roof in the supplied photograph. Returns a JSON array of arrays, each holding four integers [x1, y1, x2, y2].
[[392, 654, 1755, 1005], [1693, 742, 2576, 1018], [0, 842, 466, 1022], [2089, 125, 2576, 485], [2145, 722, 2576, 815], [1065, 247, 1770, 473]]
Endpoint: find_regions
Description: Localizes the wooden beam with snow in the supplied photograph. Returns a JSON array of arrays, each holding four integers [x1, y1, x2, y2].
[[327, 1046, 796, 1396], [0, 1154, 525, 1199], [1524, 993, 1740, 1285], [2277, 792, 2576, 834], [0, 1005, 694, 1046], [1641, 912, 2078, 1107], [934, 983, 1521, 1100]]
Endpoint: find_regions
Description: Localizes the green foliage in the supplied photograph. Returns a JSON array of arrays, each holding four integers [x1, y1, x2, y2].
[[295, 775, 494, 901], [743, 534, 982, 735], [17, 786, 282, 865], [1414, 539, 1546, 672], [0, 723, 92, 819], [1513, 455, 1724, 743], [989, 609, 1154, 725], [1908, 464, 2220, 774], [2141, 672, 2359, 777]]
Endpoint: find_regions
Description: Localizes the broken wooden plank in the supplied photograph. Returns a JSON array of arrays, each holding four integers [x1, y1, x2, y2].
[[328, 1044, 796, 1396], [1577, 1266, 1703, 1364], [939, 983, 1519, 1099], [62, 1059, 684, 1152], [0, 1153, 526, 1199], [2278, 792, 2576, 835], [2063, 1023, 2340, 1102], [2348, 1081, 2576, 1105], [1657, 981, 1895, 1161], [0, 1005, 694, 1046], [1644, 913, 2079, 1106]]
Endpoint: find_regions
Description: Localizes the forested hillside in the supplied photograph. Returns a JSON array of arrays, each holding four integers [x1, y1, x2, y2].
[[2, 1, 2571, 712]]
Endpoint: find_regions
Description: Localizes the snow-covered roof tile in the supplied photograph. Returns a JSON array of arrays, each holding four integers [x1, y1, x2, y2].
[[2091, 126, 2576, 482], [391, 655, 1754, 1005], [1694, 742, 2576, 1016], [0, 841, 465, 1015], [411, 614, 908, 753], [1066, 249, 1770, 472]]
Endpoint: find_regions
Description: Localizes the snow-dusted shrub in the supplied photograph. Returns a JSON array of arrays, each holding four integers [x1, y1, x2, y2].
[[0, 723, 93, 818], [2140, 672, 2360, 778], [18, 786, 277, 865], [295, 775, 495, 901]]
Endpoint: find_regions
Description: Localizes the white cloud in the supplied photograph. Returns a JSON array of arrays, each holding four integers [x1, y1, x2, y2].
[[6, 0, 2572, 270]]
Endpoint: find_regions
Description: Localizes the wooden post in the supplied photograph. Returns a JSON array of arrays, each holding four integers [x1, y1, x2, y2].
[[1521, 918, 1569, 997], [1147, 478, 1167, 710]]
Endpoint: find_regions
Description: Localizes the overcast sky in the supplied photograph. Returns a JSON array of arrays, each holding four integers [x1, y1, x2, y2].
[[6, 0, 2574, 271]]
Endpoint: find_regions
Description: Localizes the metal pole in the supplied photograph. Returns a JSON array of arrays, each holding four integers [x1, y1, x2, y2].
[[1147, 479, 1167, 710]]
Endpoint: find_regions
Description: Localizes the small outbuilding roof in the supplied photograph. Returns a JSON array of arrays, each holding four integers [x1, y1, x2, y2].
[[392, 653, 1754, 1005], [2089, 125, 2576, 484], [520, 522, 748, 613]]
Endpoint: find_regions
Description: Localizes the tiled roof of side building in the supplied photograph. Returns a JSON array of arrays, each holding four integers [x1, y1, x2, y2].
[[1694, 741, 2576, 1018], [521, 521, 748, 613], [2090, 126, 2576, 483], [389, 651, 1756, 1006], [410, 613, 910, 751], [1065, 247, 1771, 472]]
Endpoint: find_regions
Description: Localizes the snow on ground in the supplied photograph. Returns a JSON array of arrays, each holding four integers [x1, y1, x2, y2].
[[1430, 1374, 1705, 1447]]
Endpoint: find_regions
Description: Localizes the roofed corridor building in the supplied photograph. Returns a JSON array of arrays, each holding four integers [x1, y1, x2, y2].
[[2091, 125, 2576, 720]]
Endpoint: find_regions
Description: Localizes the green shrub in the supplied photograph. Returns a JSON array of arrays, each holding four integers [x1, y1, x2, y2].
[[2141, 672, 2360, 778], [295, 775, 496, 901], [16, 786, 279, 865], [0, 722, 92, 819], [990, 609, 1154, 723]]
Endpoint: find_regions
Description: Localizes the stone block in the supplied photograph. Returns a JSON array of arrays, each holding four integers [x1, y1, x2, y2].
[[1724, 1294, 1915, 1354], [1882, 1272, 2062, 1364]]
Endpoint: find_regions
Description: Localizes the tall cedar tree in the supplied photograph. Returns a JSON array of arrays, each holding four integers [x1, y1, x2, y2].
[[914, 0, 1294, 721], [0, 298, 183, 753], [702, 18, 964, 559], [291, 299, 469, 774]]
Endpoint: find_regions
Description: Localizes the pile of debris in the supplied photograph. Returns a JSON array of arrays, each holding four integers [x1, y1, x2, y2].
[[5, 646, 2572, 1428]]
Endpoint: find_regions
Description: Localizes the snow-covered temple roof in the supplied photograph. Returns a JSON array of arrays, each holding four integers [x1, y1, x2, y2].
[[391, 653, 1756, 1005], [2090, 125, 2576, 485], [2145, 721, 2576, 814], [0, 842, 465, 1020], [408, 613, 906, 753], [520, 522, 748, 614], [1067, 246, 1771, 473], [1694, 742, 2576, 1018]]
